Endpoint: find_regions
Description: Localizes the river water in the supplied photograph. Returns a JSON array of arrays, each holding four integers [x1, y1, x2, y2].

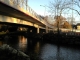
[[0, 35, 80, 60]]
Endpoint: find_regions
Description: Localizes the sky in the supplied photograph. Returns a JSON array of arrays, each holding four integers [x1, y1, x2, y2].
[[28, 0, 54, 24], [28, 0, 52, 16], [28, 0, 80, 24]]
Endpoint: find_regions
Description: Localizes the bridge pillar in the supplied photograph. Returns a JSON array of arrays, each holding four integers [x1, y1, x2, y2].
[[46, 26, 48, 33], [37, 26, 39, 33]]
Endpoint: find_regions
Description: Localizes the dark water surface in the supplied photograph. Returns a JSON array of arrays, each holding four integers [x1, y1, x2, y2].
[[0, 35, 80, 60]]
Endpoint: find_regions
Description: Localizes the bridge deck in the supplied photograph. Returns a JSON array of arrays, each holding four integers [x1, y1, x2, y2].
[[0, 1, 45, 27]]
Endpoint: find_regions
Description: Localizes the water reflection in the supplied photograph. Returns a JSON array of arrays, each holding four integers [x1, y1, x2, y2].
[[18, 36, 28, 52], [40, 44, 58, 60], [56, 45, 64, 60], [0, 41, 4, 46], [39, 43, 80, 60], [0, 36, 80, 60], [59, 46, 80, 60], [34, 42, 40, 54]]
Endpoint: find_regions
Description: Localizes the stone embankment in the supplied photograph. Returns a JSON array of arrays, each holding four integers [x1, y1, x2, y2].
[[0, 44, 30, 60]]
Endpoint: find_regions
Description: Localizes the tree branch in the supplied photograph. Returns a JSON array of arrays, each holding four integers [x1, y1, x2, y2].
[[69, 7, 80, 15]]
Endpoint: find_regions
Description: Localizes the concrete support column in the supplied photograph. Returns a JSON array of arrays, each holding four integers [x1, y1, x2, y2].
[[46, 26, 48, 33], [37, 26, 39, 33]]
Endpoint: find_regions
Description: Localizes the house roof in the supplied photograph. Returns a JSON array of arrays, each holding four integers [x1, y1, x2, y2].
[[77, 23, 80, 25]]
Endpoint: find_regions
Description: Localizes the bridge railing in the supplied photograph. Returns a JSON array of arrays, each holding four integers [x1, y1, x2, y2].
[[26, 5, 43, 21], [0, 0, 44, 22]]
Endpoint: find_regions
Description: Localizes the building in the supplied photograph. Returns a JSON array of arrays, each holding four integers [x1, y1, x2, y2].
[[77, 23, 80, 30]]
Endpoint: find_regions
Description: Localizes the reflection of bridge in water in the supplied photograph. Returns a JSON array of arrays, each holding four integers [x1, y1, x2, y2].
[[0, 0, 53, 33]]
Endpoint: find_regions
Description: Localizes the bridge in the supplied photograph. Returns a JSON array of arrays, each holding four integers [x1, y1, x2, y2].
[[0, 0, 53, 33]]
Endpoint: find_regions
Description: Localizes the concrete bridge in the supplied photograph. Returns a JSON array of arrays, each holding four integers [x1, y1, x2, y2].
[[0, 0, 53, 33]]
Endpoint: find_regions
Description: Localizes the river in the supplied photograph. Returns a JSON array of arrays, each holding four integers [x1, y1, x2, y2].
[[0, 35, 80, 60]]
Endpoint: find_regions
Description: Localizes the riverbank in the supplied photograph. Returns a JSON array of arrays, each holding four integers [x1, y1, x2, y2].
[[0, 44, 30, 60], [0, 31, 80, 46], [42, 33, 80, 46]]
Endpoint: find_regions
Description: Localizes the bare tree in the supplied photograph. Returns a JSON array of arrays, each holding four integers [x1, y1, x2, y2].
[[48, 0, 72, 32], [63, 21, 72, 29], [69, 0, 80, 15], [48, 0, 72, 16], [53, 16, 72, 29], [67, 17, 76, 25]]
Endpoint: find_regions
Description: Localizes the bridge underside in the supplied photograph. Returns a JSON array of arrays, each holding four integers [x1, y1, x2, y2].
[[0, 21, 45, 33]]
